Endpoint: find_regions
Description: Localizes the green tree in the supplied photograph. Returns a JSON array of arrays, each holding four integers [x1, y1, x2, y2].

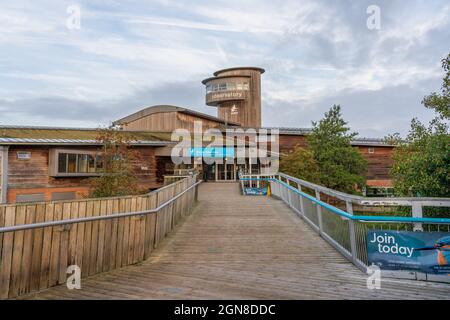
[[389, 118, 450, 198], [422, 53, 450, 119], [386, 54, 450, 219], [88, 128, 143, 198], [280, 147, 320, 184], [308, 105, 367, 193]]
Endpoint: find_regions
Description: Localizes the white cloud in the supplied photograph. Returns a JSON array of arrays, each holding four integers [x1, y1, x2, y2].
[[0, 0, 449, 136]]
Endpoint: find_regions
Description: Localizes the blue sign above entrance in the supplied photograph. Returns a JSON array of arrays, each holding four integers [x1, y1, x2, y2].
[[189, 147, 234, 158]]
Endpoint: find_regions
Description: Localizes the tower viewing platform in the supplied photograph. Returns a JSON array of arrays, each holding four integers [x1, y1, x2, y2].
[[202, 67, 265, 128]]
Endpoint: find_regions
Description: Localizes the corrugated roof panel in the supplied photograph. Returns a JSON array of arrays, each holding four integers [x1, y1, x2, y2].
[[0, 137, 171, 146]]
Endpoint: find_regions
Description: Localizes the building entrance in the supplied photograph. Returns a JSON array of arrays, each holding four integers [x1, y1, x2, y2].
[[202, 164, 216, 182], [217, 162, 236, 181]]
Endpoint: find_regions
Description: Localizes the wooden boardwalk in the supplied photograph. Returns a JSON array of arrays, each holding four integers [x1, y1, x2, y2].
[[22, 183, 450, 299]]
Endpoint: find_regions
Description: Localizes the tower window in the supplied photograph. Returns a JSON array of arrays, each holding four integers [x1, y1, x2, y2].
[[206, 82, 250, 93], [227, 83, 236, 90]]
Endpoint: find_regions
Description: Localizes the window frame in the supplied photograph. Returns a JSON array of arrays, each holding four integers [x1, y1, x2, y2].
[[49, 148, 102, 177], [226, 82, 236, 90]]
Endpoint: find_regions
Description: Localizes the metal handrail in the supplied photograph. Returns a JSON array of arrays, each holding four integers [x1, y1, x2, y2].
[[239, 177, 450, 224], [0, 180, 202, 234], [276, 172, 450, 206], [241, 174, 450, 282]]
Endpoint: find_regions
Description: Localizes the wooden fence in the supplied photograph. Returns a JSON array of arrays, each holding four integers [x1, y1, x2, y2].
[[0, 176, 198, 299]]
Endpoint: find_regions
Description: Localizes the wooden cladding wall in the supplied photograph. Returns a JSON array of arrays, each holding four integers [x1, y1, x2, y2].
[[218, 101, 245, 126], [120, 111, 225, 132], [176, 113, 225, 132], [132, 147, 159, 189], [8, 146, 78, 188], [0, 176, 197, 299], [121, 112, 178, 131], [6, 146, 161, 203], [356, 146, 394, 180], [277, 135, 395, 182], [278, 135, 308, 154]]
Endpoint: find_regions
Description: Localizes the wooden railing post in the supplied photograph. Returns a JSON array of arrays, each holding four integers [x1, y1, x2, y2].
[[194, 182, 199, 202]]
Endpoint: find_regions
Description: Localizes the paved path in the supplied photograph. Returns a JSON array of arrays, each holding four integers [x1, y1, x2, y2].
[[23, 183, 450, 299]]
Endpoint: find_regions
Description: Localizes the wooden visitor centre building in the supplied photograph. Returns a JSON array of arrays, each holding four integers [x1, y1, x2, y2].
[[0, 67, 395, 204]]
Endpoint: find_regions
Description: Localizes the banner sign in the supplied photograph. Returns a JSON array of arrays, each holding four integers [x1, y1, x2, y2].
[[189, 147, 234, 158], [367, 230, 450, 275], [244, 187, 267, 196]]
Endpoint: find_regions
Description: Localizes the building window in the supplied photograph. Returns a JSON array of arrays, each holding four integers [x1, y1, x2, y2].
[[16, 193, 45, 203], [368, 147, 375, 154], [50, 149, 102, 177], [227, 83, 236, 90], [57, 153, 102, 174], [365, 187, 394, 197], [51, 191, 76, 201], [206, 82, 250, 93]]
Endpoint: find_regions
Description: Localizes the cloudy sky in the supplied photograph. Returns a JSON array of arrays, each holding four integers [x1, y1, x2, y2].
[[0, 0, 449, 137]]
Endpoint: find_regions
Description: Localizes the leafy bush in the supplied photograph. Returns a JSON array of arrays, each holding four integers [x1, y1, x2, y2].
[[87, 128, 144, 198]]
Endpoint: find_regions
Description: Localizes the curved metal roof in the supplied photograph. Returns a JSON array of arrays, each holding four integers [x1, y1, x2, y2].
[[213, 67, 265, 76], [113, 105, 240, 126]]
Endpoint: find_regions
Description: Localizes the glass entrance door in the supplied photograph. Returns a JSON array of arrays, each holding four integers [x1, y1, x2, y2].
[[216, 162, 235, 181], [202, 164, 215, 182], [226, 163, 234, 180], [217, 164, 226, 180]]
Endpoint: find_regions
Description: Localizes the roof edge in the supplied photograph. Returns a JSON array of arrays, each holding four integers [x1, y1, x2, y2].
[[213, 67, 265, 76], [0, 124, 100, 131], [0, 137, 172, 146]]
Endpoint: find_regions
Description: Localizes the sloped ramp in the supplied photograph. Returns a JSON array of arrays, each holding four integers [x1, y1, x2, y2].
[[23, 183, 450, 299]]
